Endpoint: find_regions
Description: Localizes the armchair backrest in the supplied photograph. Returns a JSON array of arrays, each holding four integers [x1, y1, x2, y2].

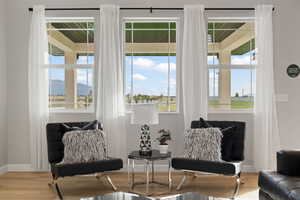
[[191, 120, 246, 162], [46, 121, 102, 164]]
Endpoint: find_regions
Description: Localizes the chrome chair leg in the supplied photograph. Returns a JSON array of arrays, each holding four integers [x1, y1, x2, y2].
[[231, 175, 241, 199], [48, 177, 63, 200], [176, 174, 187, 190], [106, 175, 117, 191]]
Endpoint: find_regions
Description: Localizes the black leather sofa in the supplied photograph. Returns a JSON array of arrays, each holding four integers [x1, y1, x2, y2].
[[46, 121, 123, 199], [172, 120, 246, 199], [259, 150, 300, 200]]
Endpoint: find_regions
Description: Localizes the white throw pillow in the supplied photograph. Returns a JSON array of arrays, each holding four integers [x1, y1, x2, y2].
[[184, 128, 223, 161], [60, 129, 107, 164]]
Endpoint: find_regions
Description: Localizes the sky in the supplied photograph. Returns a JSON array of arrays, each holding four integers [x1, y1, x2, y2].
[[48, 51, 255, 97]]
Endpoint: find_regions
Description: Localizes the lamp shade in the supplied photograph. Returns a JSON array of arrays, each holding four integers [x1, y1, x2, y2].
[[130, 104, 159, 125]]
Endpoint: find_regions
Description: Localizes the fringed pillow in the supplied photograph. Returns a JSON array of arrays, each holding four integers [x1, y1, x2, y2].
[[184, 128, 223, 161], [60, 129, 107, 164]]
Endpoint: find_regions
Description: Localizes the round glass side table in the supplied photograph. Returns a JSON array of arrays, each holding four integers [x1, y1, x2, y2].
[[127, 149, 172, 195]]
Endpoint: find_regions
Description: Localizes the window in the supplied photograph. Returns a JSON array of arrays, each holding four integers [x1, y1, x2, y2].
[[124, 21, 177, 112], [47, 18, 95, 111], [208, 20, 255, 110]]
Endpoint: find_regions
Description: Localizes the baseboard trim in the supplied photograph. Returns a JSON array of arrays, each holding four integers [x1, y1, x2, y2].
[[7, 164, 33, 172], [124, 164, 257, 173], [242, 164, 256, 172], [0, 165, 8, 174], [2, 163, 257, 173]]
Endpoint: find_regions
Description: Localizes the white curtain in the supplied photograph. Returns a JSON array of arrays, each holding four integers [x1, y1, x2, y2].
[[96, 5, 127, 159], [28, 5, 49, 171], [182, 5, 208, 129], [254, 4, 280, 171]]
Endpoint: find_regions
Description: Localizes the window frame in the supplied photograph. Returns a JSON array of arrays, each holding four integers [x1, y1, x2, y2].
[[207, 18, 256, 113], [122, 18, 181, 113], [46, 17, 96, 113]]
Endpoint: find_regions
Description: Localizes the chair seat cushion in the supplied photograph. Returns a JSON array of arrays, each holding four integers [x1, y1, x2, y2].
[[171, 157, 241, 176], [258, 171, 300, 200], [52, 158, 123, 178]]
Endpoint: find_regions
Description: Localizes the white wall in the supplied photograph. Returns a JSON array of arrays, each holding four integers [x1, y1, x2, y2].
[[5, 0, 300, 171], [0, 0, 8, 169]]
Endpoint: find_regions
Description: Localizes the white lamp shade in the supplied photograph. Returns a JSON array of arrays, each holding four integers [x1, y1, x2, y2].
[[130, 104, 159, 125]]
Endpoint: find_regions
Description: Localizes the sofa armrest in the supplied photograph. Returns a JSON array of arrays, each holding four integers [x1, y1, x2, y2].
[[277, 150, 300, 176]]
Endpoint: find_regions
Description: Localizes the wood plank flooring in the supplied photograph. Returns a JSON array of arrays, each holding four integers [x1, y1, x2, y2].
[[0, 172, 259, 200]]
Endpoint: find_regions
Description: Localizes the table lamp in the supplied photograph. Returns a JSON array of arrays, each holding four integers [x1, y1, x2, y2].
[[131, 104, 159, 156]]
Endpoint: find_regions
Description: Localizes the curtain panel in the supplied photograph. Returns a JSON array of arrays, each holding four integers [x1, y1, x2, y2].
[[182, 5, 208, 129], [95, 5, 127, 159], [28, 5, 49, 171], [254, 4, 281, 171]]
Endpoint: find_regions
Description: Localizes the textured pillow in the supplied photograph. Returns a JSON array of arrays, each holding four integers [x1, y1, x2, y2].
[[60, 129, 107, 164], [184, 128, 223, 161], [61, 120, 99, 133], [195, 118, 237, 161]]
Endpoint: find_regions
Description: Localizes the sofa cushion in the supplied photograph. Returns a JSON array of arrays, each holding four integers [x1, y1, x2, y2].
[[172, 157, 241, 176], [184, 128, 222, 161], [258, 171, 300, 200], [52, 158, 123, 177], [277, 150, 300, 176]]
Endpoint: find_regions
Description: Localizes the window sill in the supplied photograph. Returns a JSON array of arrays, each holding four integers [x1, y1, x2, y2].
[[208, 109, 253, 114], [49, 110, 95, 114]]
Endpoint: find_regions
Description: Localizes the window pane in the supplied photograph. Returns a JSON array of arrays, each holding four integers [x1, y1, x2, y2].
[[49, 68, 65, 109], [231, 69, 254, 109], [125, 21, 177, 112], [76, 68, 93, 109], [208, 68, 254, 110], [47, 19, 95, 111], [208, 21, 255, 110]]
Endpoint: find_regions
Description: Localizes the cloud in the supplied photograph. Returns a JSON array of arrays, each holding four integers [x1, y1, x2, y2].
[[170, 78, 176, 89], [231, 55, 251, 65], [155, 63, 176, 73], [133, 73, 147, 80], [133, 57, 155, 68]]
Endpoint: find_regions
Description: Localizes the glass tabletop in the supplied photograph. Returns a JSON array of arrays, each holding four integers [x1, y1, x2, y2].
[[128, 150, 171, 160], [81, 192, 230, 200]]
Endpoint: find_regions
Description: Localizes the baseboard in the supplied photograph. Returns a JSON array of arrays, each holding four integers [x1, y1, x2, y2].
[[3, 163, 257, 173], [0, 165, 8, 174], [242, 164, 256, 173], [7, 164, 33, 172], [123, 164, 257, 173]]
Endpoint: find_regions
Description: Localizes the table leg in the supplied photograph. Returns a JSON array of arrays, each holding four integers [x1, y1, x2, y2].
[[151, 160, 154, 182], [168, 159, 172, 191], [146, 160, 149, 194], [131, 159, 135, 190]]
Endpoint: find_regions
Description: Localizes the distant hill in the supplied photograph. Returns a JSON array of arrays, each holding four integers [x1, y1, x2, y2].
[[49, 80, 92, 96]]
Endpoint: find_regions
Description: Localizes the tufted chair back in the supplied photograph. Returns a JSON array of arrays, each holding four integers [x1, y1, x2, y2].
[[46, 122, 102, 164], [191, 120, 246, 162]]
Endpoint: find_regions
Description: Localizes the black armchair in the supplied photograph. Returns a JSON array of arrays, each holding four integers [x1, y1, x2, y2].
[[172, 120, 246, 199], [46, 121, 123, 199]]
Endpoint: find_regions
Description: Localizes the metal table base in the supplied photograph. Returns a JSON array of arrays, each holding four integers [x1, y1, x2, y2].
[[128, 158, 172, 195]]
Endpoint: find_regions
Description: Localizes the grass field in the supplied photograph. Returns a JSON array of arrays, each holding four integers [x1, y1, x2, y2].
[[49, 96, 253, 111]]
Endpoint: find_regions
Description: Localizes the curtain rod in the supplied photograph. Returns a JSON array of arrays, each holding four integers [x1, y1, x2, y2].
[[28, 7, 275, 12]]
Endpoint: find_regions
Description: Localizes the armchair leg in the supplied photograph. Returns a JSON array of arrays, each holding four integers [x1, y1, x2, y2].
[[176, 174, 187, 191], [48, 175, 63, 200], [106, 175, 117, 191], [231, 174, 241, 200]]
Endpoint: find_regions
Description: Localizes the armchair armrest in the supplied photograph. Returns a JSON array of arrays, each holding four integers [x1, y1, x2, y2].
[[277, 150, 300, 176]]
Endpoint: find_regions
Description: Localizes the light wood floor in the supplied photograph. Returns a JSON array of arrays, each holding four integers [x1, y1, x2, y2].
[[0, 172, 259, 200]]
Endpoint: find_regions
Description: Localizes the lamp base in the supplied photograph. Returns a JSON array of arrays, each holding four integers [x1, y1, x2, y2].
[[139, 124, 152, 155]]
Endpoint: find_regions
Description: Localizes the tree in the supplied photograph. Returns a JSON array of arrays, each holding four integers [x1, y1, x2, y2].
[[235, 92, 239, 97]]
